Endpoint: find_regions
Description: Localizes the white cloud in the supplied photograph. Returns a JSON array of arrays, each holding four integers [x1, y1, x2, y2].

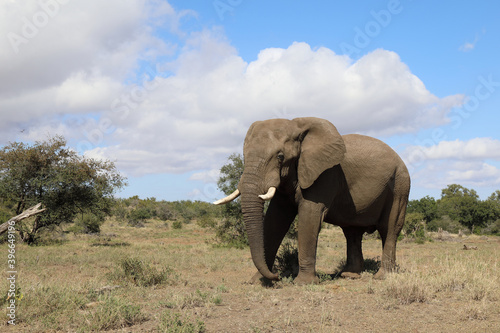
[[190, 169, 221, 183], [0, 0, 181, 136], [412, 160, 500, 191], [404, 138, 500, 165], [0, 1, 464, 178], [459, 42, 476, 52], [98, 36, 462, 176], [403, 138, 500, 194], [459, 30, 485, 52]]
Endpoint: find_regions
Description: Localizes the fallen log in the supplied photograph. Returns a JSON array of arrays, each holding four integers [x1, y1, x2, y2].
[[0, 203, 46, 235]]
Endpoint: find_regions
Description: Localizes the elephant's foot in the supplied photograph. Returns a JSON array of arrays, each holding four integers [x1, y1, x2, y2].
[[294, 272, 320, 285], [341, 272, 361, 279]]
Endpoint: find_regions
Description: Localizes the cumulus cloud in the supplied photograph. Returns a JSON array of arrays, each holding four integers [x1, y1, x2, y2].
[[412, 160, 500, 190], [403, 138, 500, 192], [0, 1, 464, 178], [0, 0, 182, 135], [189, 169, 221, 183], [91, 34, 463, 176], [403, 138, 500, 165]]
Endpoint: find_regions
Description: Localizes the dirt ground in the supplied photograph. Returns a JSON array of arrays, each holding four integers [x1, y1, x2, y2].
[[4, 222, 500, 332], [116, 226, 500, 332]]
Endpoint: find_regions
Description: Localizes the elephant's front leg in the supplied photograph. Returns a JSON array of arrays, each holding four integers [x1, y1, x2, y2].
[[295, 201, 325, 285]]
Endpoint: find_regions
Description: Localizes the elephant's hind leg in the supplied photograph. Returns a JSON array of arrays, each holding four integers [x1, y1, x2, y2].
[[341, 226, 365, 279], [374, 194, 407, 279]]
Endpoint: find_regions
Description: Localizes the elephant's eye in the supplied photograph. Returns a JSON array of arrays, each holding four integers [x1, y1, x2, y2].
[[277, 152, 284, 163]]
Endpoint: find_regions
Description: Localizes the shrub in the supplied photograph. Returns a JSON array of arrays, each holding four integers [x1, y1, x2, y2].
[[172, 220, 183, 229], [128, 207, 152, 222], [275, 240, 299, 279], [213, 216, 248, 249], [156, 202, 174, 221], [427, 215, 462, 233], [70, 213, 104, 234], [197, 214, 217, 228], [403, 212, 428, 243], [111, 258, 178, 287], [478, 219, 500, 235]]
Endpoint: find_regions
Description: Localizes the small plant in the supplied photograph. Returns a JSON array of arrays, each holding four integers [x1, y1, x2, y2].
[[2, 287, 23, 306], [157, 311, 206, 333], [275, 240, 299, 279], [172, 220, 183, 229], [216, 284, 228, 293], [317, 271, 333, 283], [112, 258, 178, 287]]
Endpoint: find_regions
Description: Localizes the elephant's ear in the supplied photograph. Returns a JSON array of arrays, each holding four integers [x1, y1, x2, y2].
[[292, 117, 346, 189]]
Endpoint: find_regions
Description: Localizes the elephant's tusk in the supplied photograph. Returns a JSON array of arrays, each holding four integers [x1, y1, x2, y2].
[[258, 187, 276, 201], [213, 189, 241, 205]]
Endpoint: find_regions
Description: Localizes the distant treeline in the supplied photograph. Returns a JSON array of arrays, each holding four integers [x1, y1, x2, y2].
[[113, 195, 221, 227], [406, 184, 500, 236]]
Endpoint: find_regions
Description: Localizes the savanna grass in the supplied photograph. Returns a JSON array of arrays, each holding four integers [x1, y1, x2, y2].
[[157, 310, 206, 333], [383, 250, 500, 306]]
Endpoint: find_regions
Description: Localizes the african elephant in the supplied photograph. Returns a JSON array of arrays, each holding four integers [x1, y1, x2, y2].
[[214, 117, 410, 284]]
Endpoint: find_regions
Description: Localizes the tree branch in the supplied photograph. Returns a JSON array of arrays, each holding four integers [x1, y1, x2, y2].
[[0, 203, 46, 235]]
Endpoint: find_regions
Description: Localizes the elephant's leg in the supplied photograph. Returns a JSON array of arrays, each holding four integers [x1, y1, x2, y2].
[[249, 192, 296, 284], [374, 195, 407, 279], [294, 201, 324, 285], [341, 226, 364, 279]]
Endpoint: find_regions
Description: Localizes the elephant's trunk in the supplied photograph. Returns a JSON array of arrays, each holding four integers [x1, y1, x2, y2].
[[240, 178, 279, 281]]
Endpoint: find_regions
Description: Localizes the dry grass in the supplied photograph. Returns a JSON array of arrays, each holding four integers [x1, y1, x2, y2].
[[2, 218, 500, 332]]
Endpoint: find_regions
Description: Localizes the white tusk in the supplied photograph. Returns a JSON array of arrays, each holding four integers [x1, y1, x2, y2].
[[213, 189, 241, 205], [258, 187, 276, 201]]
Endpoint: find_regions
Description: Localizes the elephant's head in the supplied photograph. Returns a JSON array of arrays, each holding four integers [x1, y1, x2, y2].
[[215, 117, 346, 280]]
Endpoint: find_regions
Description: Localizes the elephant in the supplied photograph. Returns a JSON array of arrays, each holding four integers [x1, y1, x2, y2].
[[214, 117, 410, 284]]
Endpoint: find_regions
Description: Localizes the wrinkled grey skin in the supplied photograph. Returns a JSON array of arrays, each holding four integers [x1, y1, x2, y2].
[[234, 117, 410, 284]]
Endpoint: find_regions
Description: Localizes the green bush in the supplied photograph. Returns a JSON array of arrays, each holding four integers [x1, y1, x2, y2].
[[172, 220, 183, 229], [403, 212, 428, 243], [156, 202, 174, 221], [275, 240, 299, 279], [128, 207, 152, 221], [214, 216, 248, 249], [478, 219, 500, 235], [427, 215, 463, 233], [111, 258, 178, 287], [70, 213, 104, 234], [197, 214, 217, 228]]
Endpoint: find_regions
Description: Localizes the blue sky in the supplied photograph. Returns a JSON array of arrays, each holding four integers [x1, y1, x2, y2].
[[1, 0, 499, 202]]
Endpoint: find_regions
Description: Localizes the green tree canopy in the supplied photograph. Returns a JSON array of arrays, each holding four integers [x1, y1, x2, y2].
[[438, 184, 492, 232], [217, 153, 243, 196], [0, 136, 126, 243], [407, 195, 438, 223], [215, 153, 247, 247]]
